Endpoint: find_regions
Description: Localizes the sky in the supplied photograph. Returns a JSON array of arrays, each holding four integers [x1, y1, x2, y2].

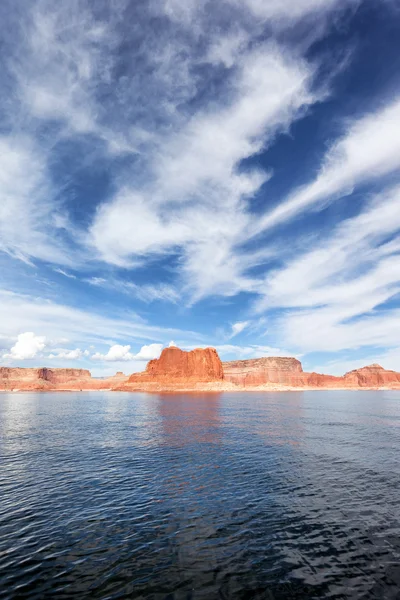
[[1, 0, 400, 377]]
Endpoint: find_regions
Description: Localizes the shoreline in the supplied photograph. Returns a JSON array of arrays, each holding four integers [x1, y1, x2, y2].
[[1, 384, 399, 393]]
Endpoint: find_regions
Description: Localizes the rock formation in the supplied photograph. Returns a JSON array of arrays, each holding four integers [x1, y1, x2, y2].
[[120, 346, 225, 390], [222, 358, 400, 389], [0, 367, 128, 391], [1, 350, 400, 392], [342, 364, 400, 387], [223, 357, 304, 386]]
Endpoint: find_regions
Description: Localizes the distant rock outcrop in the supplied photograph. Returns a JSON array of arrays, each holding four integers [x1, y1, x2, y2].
[[222, 358, 400, 389], [126, 346, 224, 386], [223, 357, 304, 386], [0, 367, 128, 391], [342, 364, 400, 387]]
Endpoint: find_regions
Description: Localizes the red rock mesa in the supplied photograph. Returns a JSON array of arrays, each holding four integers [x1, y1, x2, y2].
[[126, 346, 224, 386]]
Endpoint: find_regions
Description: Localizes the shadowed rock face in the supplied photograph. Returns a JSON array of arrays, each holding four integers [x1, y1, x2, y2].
[[223, 357, 304, 386], [128, 346, 224, 384]]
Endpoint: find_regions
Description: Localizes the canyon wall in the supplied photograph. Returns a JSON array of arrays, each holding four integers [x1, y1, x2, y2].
[[223, 358, 400, 389], [2, 350, 400, 392], [223, 357, 304, 386], [0, 367, 128, 391], [342, 364, 400, 387]]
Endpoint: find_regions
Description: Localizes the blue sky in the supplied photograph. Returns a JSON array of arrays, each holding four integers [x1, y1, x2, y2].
[[1, 0, 400, 376]]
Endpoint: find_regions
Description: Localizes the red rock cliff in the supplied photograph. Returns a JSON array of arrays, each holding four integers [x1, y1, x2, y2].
[[0, 367, 128, 391], [128, 346, 224, 384], [342, 364, 400, 387], [223, 357, 304, 386]]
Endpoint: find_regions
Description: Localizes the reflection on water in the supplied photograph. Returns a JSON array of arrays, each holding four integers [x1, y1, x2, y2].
[[158, 393, 222, 447], [1, 391, 400, 599]]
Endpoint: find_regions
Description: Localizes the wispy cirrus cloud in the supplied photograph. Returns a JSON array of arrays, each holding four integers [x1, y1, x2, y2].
[[85, 276, 180, 304], [251, 96, 400, 237], [0, 289, 202, 350], [89, 44, 319, 299], [256, 184, 400, 353], [229, 321, 250, 339]]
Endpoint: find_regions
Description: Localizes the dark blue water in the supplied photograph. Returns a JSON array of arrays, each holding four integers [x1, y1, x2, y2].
[[0, 392, 400, 600]]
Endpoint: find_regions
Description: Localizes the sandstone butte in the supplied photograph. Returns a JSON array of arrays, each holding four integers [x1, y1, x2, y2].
[[1, 348, 400, 392]]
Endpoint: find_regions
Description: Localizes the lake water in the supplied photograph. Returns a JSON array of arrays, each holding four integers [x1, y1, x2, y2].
[[0, 391, 399, 600]]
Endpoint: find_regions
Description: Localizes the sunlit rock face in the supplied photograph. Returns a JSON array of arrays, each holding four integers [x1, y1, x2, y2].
[[342, 364, 400, 387], [223, 357, 304, 386], [128, 346, 224, 384], [0, 367, 128, 391], [1, 355, 400, 392], [222, 358, 400, 389]]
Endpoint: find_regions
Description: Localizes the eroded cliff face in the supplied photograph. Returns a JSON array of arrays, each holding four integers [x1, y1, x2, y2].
[[223, 357, 304, 386], [0, 367, 128, 391], [125, 346, 224, 389], [222, 359, 400, 389], [2, 352, 400, 392], [342, 364, 400, 387]]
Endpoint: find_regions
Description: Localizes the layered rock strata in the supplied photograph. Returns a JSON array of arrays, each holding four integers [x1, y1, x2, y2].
[[223, 359, 400, 389], [2, 351, 400, 392], [223, 357, 304, 386], [0, 367, 128, 391], [119, 346, 225, 391]]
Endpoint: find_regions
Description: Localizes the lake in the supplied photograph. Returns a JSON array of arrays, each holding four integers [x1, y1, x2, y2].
[[0, 391, 399, 599]]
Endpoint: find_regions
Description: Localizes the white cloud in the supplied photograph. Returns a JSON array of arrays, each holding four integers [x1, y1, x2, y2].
[[169, 340, 176, 347], [0, 289, 203, 349], [14, 1, 123, 146], [229, 321, 250, 338], [214, 344, 298, 359], [85, 277, 179, 304], [0, 136, 70, 265], [92, 345, 135, 362], [0, 0, 363, 297], [48, 348, 84, 360], [92, 342, 163, 362], [253, 96, 400, 236], [255, 184, 400, 353], [53, 268, 77, 279], [133, 343, 163, 361], [89, 44, 318, 300], [3, 332, 46, 360], [229, 0, 359, 23], [161, 0, 359, 27]]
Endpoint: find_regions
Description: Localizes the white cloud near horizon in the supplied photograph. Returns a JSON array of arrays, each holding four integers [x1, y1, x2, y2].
[[0, 289, 203, 353], [92, 342, 164, 362], [3, 332, 46, 360], [48, 348, 87, 360]]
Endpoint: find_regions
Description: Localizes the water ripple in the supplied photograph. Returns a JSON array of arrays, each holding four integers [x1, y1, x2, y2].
[[0, 391, 400, 599]]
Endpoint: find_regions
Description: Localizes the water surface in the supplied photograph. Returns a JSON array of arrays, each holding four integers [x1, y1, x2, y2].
[[1, 391, 399, 599]]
